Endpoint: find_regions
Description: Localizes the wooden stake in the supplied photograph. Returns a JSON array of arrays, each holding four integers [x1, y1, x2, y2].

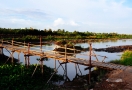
[[40, 36, 42, 52], [89, 43, 92, 84]]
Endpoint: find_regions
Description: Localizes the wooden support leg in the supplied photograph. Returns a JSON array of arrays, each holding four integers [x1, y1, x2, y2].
[[74, 64, 78, 78], [0, 48, 3, 55], [18, 52, 20, 63], [31, 60, 40, 77], [1, 48, 3, 58], [5, 53, 12, 64], [54, 59, 57, 72], [89, 67, 91, 84], [65, 62, 67, 81], [77, 64, 82, 76], [24, 55, 27, 67], [11, 51, 14, 65], [27, 56, 30, 68], [58, 60, 65, 73], [64, 62, 70, 82], [40, 58, 44, 75], [47, 64, 62, 84]]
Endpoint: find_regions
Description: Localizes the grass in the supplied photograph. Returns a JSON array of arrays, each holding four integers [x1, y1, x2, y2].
[[110, 50, 132, 66]]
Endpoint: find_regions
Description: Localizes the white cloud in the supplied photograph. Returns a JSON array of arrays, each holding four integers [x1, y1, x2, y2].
[[69, 20, 79, 26], [1, 0, 132, 33], [53, 18, 65, 26], [53, 18, 79, 28]]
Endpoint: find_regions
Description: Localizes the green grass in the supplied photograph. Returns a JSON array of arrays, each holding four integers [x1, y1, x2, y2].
[[110, 50, 132, 66]]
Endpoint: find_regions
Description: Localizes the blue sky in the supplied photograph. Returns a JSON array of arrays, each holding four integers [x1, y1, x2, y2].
[[0, 0, 132, 34]]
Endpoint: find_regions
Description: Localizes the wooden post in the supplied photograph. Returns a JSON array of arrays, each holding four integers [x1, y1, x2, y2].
[[11, 51, 14, 65], [27, 42, 30, 68], [1, 39, 3, 46], [28, 42, 30, 54], [24, 41, 25, 48], [54, 46, 57, 72], [24, 55, 27, 66], [40, 58, 44, 75], [89, 43, 92, 84], [75, 64, 77, 77], [27, 56, 30, 67], [40, 36, 42, 52], [18, 52, 20, 63], [73, 45, 77, 77], [65, 44, 67, 81], [12, 39, 14, 46], [54, 59, 57, 72], [0, 39, 3, 55], [65, 45, 67, 62]]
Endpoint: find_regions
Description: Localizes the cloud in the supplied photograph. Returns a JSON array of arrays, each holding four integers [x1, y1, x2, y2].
[[1, 0, 132, 33], [53, 18, 79, 28], [69, 20, 79, 26], [53, 18, 65, 26]]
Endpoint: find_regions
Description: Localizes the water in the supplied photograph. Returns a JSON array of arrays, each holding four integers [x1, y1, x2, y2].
[[2, 39, 132, 81]]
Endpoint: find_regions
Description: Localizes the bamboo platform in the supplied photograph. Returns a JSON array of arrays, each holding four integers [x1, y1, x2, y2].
[[0, 40, 129, 71]]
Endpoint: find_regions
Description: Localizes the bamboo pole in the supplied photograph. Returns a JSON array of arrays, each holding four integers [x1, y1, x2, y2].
[[65, 44, 67, 81], [18, 52, 20, 63], [73, 45, 78, 77], [24, 55, 27, 66], [88, 43, 92, 84], [12, 39, 14, 46], [40, 36, 42, 52], [11, 51, 14, 65], [40, 57, 44, 75]]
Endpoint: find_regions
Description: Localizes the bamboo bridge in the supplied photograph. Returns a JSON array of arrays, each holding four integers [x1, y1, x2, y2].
[[0, 39, 129, 83]]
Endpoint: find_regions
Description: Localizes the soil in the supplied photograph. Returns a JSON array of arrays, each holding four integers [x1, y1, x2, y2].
[[57, 67, 132, 90], [93, 67, 132, 90]]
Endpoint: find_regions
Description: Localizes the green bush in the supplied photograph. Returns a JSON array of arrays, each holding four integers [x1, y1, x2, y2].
[[121, 50, 132, 60], [110, 50, 132, 66], [0, 64, 63, 90]]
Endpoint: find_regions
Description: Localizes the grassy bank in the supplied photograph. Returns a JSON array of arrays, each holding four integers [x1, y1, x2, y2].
[[110, 50, 132, 66]]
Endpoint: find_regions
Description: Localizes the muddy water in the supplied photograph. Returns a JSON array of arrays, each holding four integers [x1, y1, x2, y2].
[[3, 39, 132, 81]]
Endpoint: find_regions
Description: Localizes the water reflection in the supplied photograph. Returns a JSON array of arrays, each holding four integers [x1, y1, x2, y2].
[[2, 39, 132, 80]]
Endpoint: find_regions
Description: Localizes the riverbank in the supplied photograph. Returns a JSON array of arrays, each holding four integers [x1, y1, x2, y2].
[[93, 50, 132, 90], [93, 67, 132, 90]]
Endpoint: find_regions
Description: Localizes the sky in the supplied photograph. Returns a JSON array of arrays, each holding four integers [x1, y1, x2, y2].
[[0, 0, 132, 34]]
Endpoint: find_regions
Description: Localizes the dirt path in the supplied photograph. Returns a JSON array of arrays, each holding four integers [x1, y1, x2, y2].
[[93, 67, 132, 90]]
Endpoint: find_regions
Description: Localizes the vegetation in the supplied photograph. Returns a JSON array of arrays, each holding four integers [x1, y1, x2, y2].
[[110, 50, 132, 66], [1, 27, 132, 42], [0, 55, 63, 90]]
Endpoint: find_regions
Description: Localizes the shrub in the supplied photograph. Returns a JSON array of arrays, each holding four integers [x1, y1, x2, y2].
[[110, 50, 132, 66]]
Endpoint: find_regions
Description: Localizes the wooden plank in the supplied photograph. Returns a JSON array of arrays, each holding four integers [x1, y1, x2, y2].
[[119, 65, 126, 70], [106, 63, 116, 69], [116, 65, 123, 69], [109, 64, 118, 69], [93, 62, 107, 67], [103, 63, 112, 67], [101, 63, 111, 68], [92, 62, 101, 66], [103, 63, 112, 68], [113, 65, 121, 69], [120, 66, 127, 70]]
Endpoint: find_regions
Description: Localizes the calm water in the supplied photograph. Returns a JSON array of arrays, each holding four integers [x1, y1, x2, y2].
[[3, 39, 132, 80]]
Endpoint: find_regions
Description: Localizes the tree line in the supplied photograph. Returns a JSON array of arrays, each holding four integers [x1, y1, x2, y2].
[[0, 27, 132, 40]]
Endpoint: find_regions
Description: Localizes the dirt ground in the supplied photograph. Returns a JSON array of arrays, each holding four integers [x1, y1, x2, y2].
[[58, 67, 132, 90], [93, 67, 132, 90]]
